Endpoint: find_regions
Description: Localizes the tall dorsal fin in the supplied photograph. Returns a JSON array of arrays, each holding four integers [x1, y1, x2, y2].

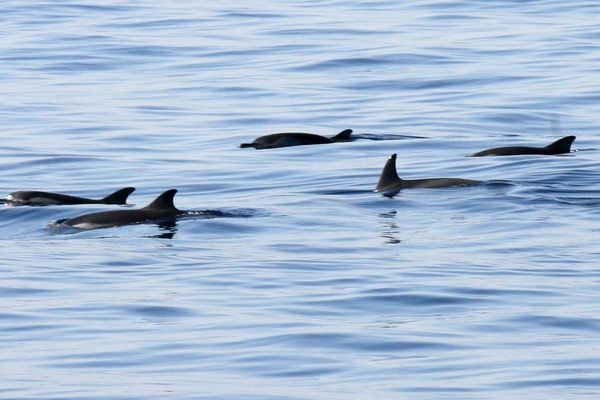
[[545, 135, 576, 154], [102, 187, 135, 204], [375, 153, 401, 191], [331, 129, 353, 141], [143, 189, 179, 210]]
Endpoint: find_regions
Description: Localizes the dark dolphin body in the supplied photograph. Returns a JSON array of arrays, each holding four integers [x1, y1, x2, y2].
[[6, 187, 135, 206], [471, 135, 575, 157], [375, 154, 480, 197], [240, 129, 352, 149], [59, 189, 182, 230]]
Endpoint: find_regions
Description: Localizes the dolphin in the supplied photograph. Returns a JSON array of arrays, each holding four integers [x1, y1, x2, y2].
[[59, 189, 182, 230], [6, 187, 135, 206], [240, 129, 352, 149], [375, 154, 480, 196], [471, 135, 575, 157]]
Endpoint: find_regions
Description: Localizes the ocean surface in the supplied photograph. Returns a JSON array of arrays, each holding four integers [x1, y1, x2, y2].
[[1, 1, 599, 399]]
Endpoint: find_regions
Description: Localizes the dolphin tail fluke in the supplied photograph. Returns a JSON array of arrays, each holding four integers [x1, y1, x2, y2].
[[545, 135, 576, 154], [240, 143, 256, 148], [102, 187, 136, 204], [375, 154, 401, 192], [332, 129, 353, 142], [144, 189, 179, 211]]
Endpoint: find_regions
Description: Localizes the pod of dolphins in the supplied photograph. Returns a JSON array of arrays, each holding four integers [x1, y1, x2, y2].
[[4, 130, 576, 231]]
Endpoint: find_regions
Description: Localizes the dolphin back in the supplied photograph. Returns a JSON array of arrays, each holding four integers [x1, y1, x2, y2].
[[545, 135, 576, 154], [102, 187, 136, 204]]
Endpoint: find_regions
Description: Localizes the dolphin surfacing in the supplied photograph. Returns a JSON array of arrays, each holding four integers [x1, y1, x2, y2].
[[6, 187, 135, 206], [59, 189, 182, 230], [471, 135, 575, 157], [240, 129, 352, 149], [375, 154, 480, 197]]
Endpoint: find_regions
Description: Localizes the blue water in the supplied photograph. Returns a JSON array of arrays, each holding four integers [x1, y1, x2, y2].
[[1, 1, 600, 398]]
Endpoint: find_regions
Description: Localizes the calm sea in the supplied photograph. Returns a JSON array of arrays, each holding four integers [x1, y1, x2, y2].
[[1, 1, 599, 399]]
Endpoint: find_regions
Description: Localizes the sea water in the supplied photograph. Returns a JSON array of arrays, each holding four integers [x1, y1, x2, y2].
[[1, 1, 599, 399]]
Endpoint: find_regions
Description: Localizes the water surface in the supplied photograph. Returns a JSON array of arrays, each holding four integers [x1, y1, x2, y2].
[[1, 1, 600, 399]]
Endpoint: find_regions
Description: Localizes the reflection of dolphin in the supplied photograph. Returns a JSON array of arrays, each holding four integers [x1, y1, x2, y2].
[[240, 129, 352, 149], [59, 189, 182, 230], [6, 187, 135, 206], [375, 154, 480, 196], [471, 135, 575, 156]]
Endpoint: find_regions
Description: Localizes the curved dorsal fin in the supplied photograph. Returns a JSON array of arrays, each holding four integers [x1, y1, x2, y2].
[[545, 135, 576, 154], [375, 153, 401, 191], [143, 189, 179, 210], [102, 187, 136, 204], [331, 129, 353, 141]]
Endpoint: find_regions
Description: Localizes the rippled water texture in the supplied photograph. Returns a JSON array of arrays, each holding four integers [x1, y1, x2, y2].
[[1, 1, 600, 399]]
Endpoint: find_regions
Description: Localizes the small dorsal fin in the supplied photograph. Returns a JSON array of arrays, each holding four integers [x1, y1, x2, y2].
[[375, 153, 401, 191], [545, 135, 576, 154], [102, 187, 135, 204], [143, 189, 179, 210], [331, 129, 353, 141]]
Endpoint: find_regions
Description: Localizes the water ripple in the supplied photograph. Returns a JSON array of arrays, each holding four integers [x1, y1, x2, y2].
[[1, 0, 600, 399]]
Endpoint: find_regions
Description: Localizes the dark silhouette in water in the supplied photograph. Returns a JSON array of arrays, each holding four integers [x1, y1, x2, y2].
[[471, 135, 575, 156], [6, 187, 135, 206], [58, 189, 182, 230], [240, 129, 352, 149], [375, 154, 480, 197]]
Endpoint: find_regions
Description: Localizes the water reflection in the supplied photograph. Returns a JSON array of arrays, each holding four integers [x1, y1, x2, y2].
[[379, 210, 402, 245], [150, 219, 178, 239]]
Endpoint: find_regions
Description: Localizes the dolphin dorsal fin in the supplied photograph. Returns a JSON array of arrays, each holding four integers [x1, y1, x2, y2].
[[143, 189, 179, 210], [331, 129, 353, 141], [376, 153, 401, 191], [102, 187, 135, 204], [545, 135, 576, 154]]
